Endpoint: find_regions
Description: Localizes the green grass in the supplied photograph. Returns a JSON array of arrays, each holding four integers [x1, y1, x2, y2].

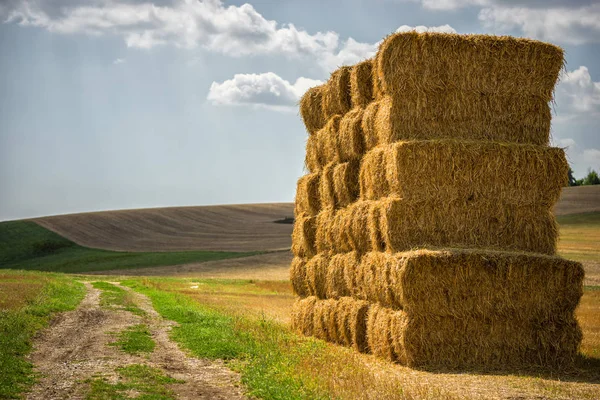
[[0, 271, 85, 399], [122, 279, 327, 400], [86, 364, 183, 400], [92, 281, 145, 317], [0, 221, 261, 274], [110, 324, 156, 355]]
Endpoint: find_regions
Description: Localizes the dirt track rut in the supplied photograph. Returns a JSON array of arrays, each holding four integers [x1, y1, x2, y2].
[[26, 282, 246, 399]]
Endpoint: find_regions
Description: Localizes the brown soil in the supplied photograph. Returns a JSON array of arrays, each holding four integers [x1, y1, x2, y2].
[[26, 282, 246, 399], [34, 203, 294, 252], [554, 186, 600, 216]]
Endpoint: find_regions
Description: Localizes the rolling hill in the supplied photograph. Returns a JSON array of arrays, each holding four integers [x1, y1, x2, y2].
[[32, 186, 599, 253]]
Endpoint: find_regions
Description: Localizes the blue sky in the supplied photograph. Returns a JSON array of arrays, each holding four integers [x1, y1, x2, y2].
[[1, 0, 599, 221]]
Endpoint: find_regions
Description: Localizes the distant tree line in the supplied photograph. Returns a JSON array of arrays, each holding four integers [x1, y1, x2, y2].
[[568, 168, 600, 186]]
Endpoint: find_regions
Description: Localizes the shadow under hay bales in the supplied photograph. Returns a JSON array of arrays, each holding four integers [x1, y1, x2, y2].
[[408, 355, 600, 385]]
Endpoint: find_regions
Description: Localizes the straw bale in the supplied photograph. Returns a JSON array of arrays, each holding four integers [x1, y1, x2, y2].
[[359, 140, 568, 206], [324, 199, 557, 255], [397, 249, 584, 319], [291, 296, 317, 336], [374, 95, 551, 146], [305, 253, 330, 299], [329, 201, 382, 254], [377, 197, 558, 255], [376, 32, 564, 100], [319, 163, 337, 209], [325, 252, 360, 299], [338, 108, 365, 161], [366, 304, 399, 361], [371, 58, 384, 101], [295, 173, 321, 217], [323, 66, 352, 118], [299, 85, 326, 135], [293, 296, 370, 352], [361, 102, 380, 151], [291, 214, 317, 257], [313, 298, 338, 343], [398, 311, 582, 369], [350, 60, 374, 108], [359, 147, 388, 201], [290, 257, 309, 297], [315, 207, 336, 253], [304, 134, 322, 173], [333, 161, 360, 208], [335, 249, 583, 319], [304, 116, 342, 173]]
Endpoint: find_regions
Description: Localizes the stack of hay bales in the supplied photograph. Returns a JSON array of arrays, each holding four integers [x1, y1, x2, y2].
[[291, 32, 585, 369]]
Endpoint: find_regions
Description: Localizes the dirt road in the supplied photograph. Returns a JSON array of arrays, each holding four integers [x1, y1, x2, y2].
[[26, 282, 246, 399]]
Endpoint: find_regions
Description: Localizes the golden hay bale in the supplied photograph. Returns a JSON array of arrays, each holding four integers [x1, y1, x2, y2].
[[371, 58, 384, 101], [291, 214, 317, 257], [333, 161, 360, 208], [358, 140, 568, 206], [315, 207, 336, 253], [304, 116, 342, 173], [291, 296, 317, 336], [305, 253, 330, 299], [366, 304, 398, 361], [299, 85, 326, 135], [334, 249, 583, 319], [376, 32, 564, 101], [361, 101, 380, 151], [290, 257, 309, 297], [396, 249, 584, 320], [296, 296, 370, 351], [319, 163, 337, 210], [355, 252, 399, 308], [325, 252, 360, 299], [339, 297, 370, 352], [399, 311, 582, 369], [374, 95, 551, 146], [304, 134, 322, 173], [325, 199, 558, 255], [376, 197, 558, 255], [313, 298, 338, 343], [359, 147, 388, 201], [337, 108, 365, 162], [323, 66, 352, 118], [294, 173, 321, 217], [350, 60, 374, 108]]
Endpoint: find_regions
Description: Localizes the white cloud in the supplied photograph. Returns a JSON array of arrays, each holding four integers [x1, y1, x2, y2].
[[479, 4, 600, 45], [112, 58, 125, 64], [2, 0, 345, 69], [555, 66, 600, 120], [394, 1, 600, 44], [0, 1, 458, 73], [396, 24, 457, 33], [207, 72, 322, 111]]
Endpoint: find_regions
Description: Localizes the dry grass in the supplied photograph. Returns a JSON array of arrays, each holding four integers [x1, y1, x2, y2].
[[0, 273, 46, 310]]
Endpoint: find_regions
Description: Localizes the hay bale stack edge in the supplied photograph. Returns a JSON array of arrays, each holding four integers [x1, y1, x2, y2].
[[292, 31, 582, 370]]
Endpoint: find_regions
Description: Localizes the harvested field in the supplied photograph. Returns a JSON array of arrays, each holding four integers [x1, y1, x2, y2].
[[34, 203, 294, 252]]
